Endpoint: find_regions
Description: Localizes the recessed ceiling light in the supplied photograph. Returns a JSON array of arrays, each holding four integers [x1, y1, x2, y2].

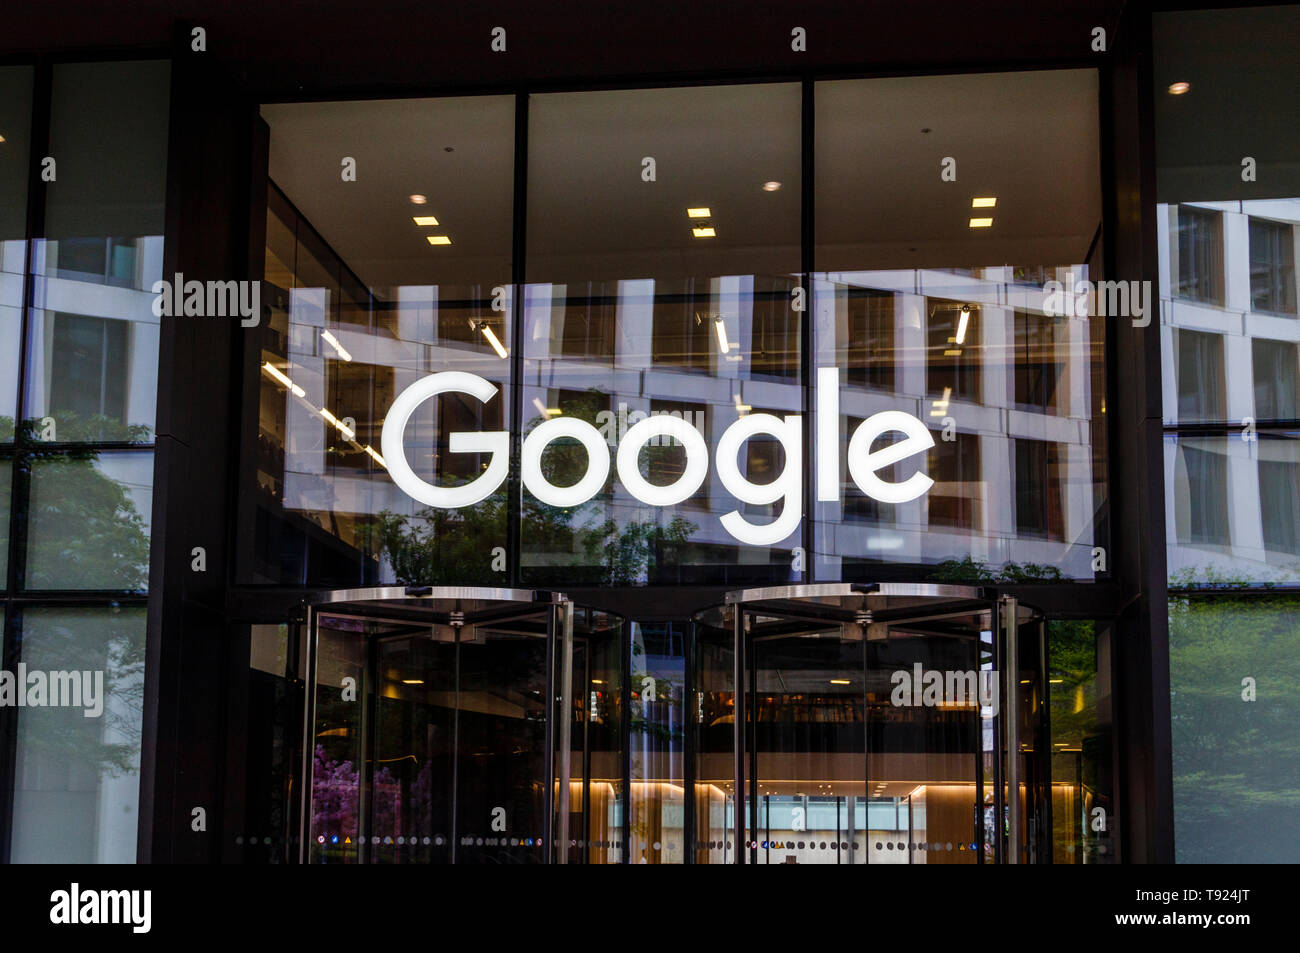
[[969, 217, 993, 228], [427, 235, 452, 245], [1168, 81, 1191, 95], [413, 215, 439, 226], [687, 207, 712, 218], [0, 134, 6, 144], [692, 226, 716, 238], [971, 197, 996, 208], [409, 193, 427, 204], [762, 181, 781, 192]]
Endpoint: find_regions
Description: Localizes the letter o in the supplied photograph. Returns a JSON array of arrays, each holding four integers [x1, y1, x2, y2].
[[616, 415, 708, 505], [522, 417, 610, 507]]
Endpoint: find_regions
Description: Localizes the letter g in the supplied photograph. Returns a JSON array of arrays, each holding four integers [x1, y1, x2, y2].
[[381, 372, 509, 507]]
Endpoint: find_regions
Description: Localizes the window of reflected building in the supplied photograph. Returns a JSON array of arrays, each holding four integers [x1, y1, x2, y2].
[[248, 95, 516, 586], [520, 83, 803, 586], [812, 70, 1106, 583]]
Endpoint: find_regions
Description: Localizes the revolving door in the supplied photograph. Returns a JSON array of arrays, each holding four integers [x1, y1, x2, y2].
[[300, 586, 619, 864], [697, 583, 1046, 864]]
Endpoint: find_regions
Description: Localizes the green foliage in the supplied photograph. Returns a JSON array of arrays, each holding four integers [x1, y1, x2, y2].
[[25, 451, 151, 590], [1169, 595, 1300, 862], [361, 389, 699, 586], [928, 555, 1064, 583]]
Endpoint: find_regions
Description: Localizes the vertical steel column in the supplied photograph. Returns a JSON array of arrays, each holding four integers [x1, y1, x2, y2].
[[1002, 595, 1021, 864], [542, 600, 556, 862], [732, 606, 745, 864], [297, 605, 318, 864], [555, 599, 574, 863]]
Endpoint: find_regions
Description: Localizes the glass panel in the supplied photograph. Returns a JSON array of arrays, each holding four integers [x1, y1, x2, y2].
[[1047, 619, 1116, 863], [692, 614, 737, 863], [0, 462, 9, 584], [367, 632, 456, 864], [1166, 432, 1300, 585], [627, 622, 685, 863], [250, 96, 515, 586], [454, 630, 548, 864], [1248, 218, 1296, 316], [813, 70, 1105, 582], [521, 83, 802, 585], [26, 61, 168, 443], [1170, 594, 1300, 862], [0, 65, 33, 443], [567, 618, 624, 864], [1252, 338, 1299, 423], [307, 617, 367, 863], [9, 606, 147, 863], [25, 450, 152, 590]]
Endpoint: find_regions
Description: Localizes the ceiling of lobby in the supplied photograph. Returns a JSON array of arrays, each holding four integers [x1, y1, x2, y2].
[[265, 68, 1101, 294]]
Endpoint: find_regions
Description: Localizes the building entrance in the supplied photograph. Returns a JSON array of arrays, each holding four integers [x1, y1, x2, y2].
[[695, 583, 1048, 864]]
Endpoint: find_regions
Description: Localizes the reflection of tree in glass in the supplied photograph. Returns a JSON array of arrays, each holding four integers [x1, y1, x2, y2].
[[1169, 595, 1300, 862], [929, 556, 1064, 583], [25, 446, 150, 590], [523, 390, 696, 585], [18, 608, 146, 780], [16, 412, 152, 444], [362, 390, 697, 586]]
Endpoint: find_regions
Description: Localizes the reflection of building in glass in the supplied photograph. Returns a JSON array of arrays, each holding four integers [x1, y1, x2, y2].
[[1160, 200, 1300, 584]]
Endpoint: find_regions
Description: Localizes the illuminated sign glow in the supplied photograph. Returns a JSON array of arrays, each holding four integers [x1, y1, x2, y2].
[[380, 368, 935, 545]]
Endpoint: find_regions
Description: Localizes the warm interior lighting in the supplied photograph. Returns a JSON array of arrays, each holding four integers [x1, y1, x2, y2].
[[401, 679, 424, 685], [426, 235, 452, 245], [409, 194, 427, 204], [320, 329, 352, 362], [929, 385, 952, 417], [687, 207, 711, 218], [956, 306, 971, 344], [692, 226, 716, 238], [531, 397, 561, 417], [363, 445, 386, 468], [262, 362, 305, 397], [0, 134, 6, 144], [762, 181, 781, 192], [1168, 81, 1191, 95], [591, 679, 604, 685], [480, 324, 509, 359], [713, 316, 730, 353], [412, 215, 440, 226], [829, 679, 851, 685], [969, 217, 993, 228], [971, 197, 996, 208]]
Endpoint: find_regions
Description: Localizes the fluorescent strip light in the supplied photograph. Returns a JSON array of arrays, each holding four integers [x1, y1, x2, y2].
[[955, 307, 971, 345], [262, 362, 305, 397], [319, 407, 355, 441], [969, 217, 993, 228], [320, 330, 352, 362], [364, 445, 386, 468], [687, 207, 711, 218], [829, 679, 851, 685], [692, 226, 716, 238], [531, 397, 561, 417], [971, 197, 996, 208], [480, 325, 509, 359], [401, 679, 424, 685], [412, 215, 440, 226], [929, 385, 952, 417], [427, 235, 452, 245], [713, 317, 730, 354]]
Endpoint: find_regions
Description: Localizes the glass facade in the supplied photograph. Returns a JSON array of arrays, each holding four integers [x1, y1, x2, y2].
[[0, 60, 167, 863], [0, 0, 1294, 872], [1155, 4, 1300, 863], [246, 70, 1107, 591]]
